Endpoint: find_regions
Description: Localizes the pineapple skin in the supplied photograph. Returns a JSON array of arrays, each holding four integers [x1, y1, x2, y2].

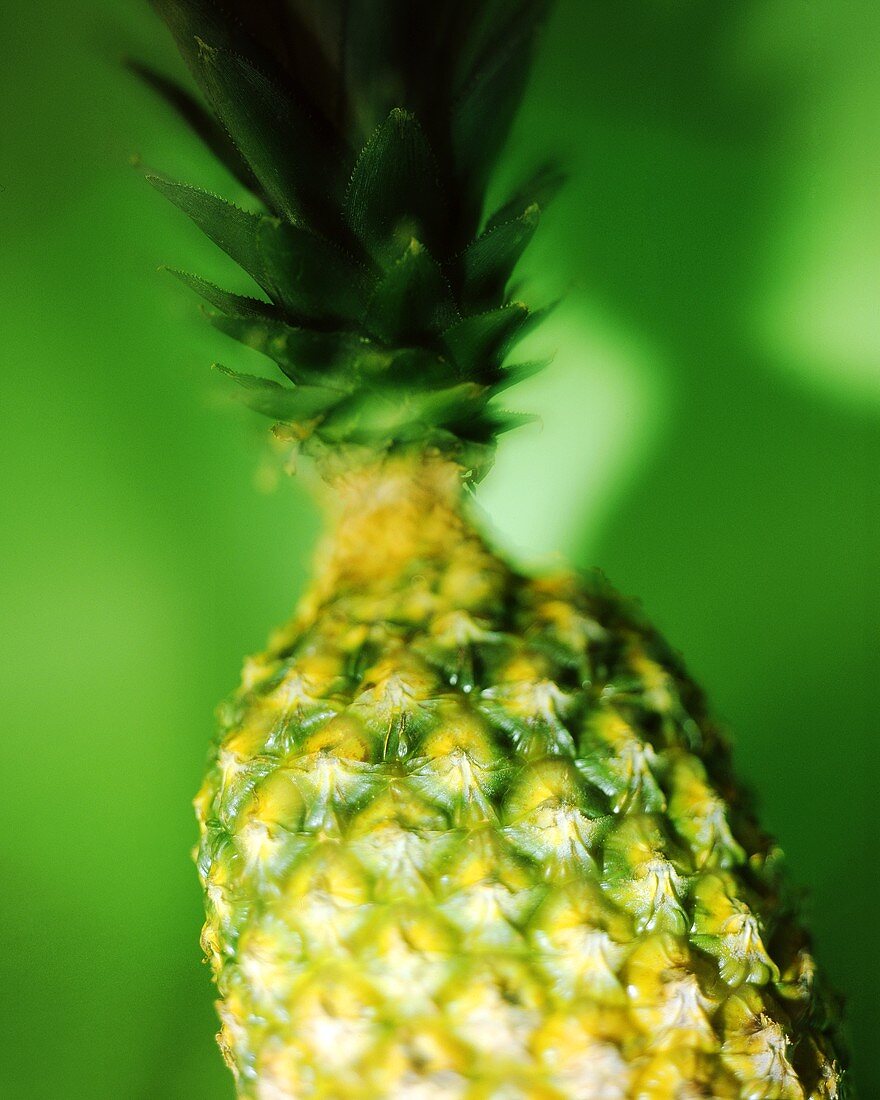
[[195, 456, 846, 1099]]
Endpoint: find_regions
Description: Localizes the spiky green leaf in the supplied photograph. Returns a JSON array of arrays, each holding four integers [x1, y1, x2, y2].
[[127, 60, 266, 201], [214, 364, 340, 422], [209, 315, 387, 386], [191, 41, 346, 233], [318, 382, 486, 444], [451, 1, 552, 208], [147, 175, 370, 323], [485, 163, 564, 231], [489, 357, 552, 393], [483, 407, 540, 435], [164, 268, 274, 317], [442, 304, 530, 376], [345, 110, 445, 265], [364, 241, 458, 344], [461, 205, 539, 308]]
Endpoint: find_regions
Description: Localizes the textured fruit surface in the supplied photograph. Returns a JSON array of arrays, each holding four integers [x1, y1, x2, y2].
[[195, 459, 846, 1098]]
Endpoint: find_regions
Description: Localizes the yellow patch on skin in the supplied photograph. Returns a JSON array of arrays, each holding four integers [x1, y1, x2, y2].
[[266, 651, 345, 712], [429, 609, 497, 648], [221, 723, 274, 762], [420, 703, 497, 762], [237, 921, 302, 1006], [626, 649, 677, 713], [288, 968, 382, 1071], [623, 935, 707, 1010], [503, 758, 603, 869], [283, 845, 371, 948], [633, 969, 718, 1054], [352, 910, 455, 1011], [667, 754, 746, 869], [504, 757, 588, 817], [366, 1023, 469, 1099], [443, 965, 543, 1063], [302, 713, 371, 761], [532, 1014, 632, 1098], [533, 923, 628, 1004], [240, 653, 276, 693], [530, 597, 607, 655], [412, 710, 502, 824], [632, 1050, 739, 1098]]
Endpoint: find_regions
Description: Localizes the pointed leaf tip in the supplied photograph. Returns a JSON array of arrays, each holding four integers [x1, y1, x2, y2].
[[364, 242, 458, 344], [148, 174, 370, 324], [213, 364, 341, 422], [442, 304, 530, 376], [460, 204, 540, 308], [345, 110, 446, 265]]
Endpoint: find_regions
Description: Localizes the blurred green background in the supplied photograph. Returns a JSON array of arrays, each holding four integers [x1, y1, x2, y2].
[[2, 1, 877, 1095]]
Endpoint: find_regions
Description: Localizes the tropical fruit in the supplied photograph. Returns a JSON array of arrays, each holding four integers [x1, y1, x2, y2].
[[138, 1, 849, 1096]]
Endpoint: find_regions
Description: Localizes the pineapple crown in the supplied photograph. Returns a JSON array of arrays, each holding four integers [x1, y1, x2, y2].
[[140, 0, 556, 476]]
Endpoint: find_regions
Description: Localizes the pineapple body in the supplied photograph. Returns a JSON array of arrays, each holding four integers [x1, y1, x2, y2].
[[138, 6, 849, 1091], [195, 458, 844, 1099]]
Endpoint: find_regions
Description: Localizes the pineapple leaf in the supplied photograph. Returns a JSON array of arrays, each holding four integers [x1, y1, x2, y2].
[[145, 0, 557, 456], [148, 174, 266, 281], [318, 382, 485, 444], [209, 314, 386, 387], [442, 303, 530, 376], [460, 204, 539, 308], [147, 175, 370, 324], [164, 268, 274, 318], [253, 215, 372, 325], [345, 110, 446, 265], [485, 162, 564, 231], [126, 60, 267, 203], [490, 357, 552, 393], [333, 0, 413, 141], [481, 407, 540, 436], [214, 364, 340, 422], [190, 40, 347, 234], [364, 241, 459, 344], [451, 1, 552, 209]]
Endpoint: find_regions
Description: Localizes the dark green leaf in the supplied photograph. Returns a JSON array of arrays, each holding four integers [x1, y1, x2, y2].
[[451, 1, 551, 207], [209, 314, 387, 385], [489, 357, 552, 393], [382, 347, 456, 388], [126, 60, 266, 203], [147, 175, 371, 323], [253, 215, 372, 324], [453, 1, 551, 100], [364, 241, 458, 344], [192, 42, 346, 234], [441, 303, 530, 376], [149, 173, 266, 282], [345, 110, 446, 264], [164, 268, 274, 317], [214, 364, 340, 421], [150, 0, 346, 234], [460, 204, 539, 307], [485, 163, 564, 231], [318, 382, 484, 444]]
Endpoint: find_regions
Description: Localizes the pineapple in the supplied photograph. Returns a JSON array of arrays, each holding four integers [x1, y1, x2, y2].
[[138, 1, 849, 1096]]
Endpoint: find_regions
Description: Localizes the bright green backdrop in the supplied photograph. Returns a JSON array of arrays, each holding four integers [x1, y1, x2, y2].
[[2, 1, 877, 1096]]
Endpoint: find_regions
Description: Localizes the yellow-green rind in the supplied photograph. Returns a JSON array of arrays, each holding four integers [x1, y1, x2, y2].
[[195, 464, 848, 1099]]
